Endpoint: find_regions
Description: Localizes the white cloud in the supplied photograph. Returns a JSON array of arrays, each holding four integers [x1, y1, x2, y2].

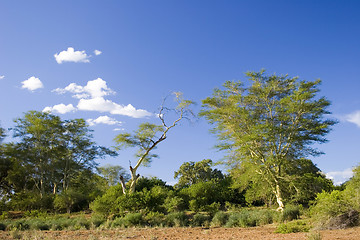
[[77, 97, 152, 118], [0, 75, 4, 80], [326, 168, 353, 185], [94, 50, 102, 55], [21, 76, 44, 91], [87, 115, 122, 126], [345, 111, 360, 127], [53, 78, 115, 99], [54, 47, 90, 64], [113, 128, 125, 131], [42, 104, 76, 114], [52, 78, 152, 118]]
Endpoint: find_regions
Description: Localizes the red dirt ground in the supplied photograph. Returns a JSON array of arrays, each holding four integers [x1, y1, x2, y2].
[[0, 226, 360, 239]]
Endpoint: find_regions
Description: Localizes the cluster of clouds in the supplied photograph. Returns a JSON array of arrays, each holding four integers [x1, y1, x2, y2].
[[44, 78, 152, 119], [21, 47, 152, 128], [54, 47, 102, 64]]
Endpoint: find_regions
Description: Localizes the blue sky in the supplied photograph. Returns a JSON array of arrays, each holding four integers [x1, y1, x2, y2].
[[1, 1, 360, 185]]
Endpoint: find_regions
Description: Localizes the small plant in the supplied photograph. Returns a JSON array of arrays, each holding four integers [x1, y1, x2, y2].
[[307, 231, 322, 240], [211, 211, 228, 227], [145, 212, 165, 227], [122, 212, 144, 227], [166, 212, 188, 227], [275, 220, 310, 233], [191, 213, 211, 227], [280, 205, 300, 222]]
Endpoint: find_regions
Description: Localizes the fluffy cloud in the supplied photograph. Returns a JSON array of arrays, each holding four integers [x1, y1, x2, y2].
[[53, 78, 115, 99], [77, 97, 152, 118], [326, 168, 353, 185], [51, 78, 152, 118], [54, 47, 90, 64], [21, 76, 44, 91], [43, 104, 76, 114], [94, 50, 102, 55], [86, 115, 122, 126], [345, 111, 360, 127], [0, 75, 4, 80]]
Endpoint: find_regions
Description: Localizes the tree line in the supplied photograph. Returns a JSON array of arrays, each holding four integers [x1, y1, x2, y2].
[[0, 71, 345, 218]]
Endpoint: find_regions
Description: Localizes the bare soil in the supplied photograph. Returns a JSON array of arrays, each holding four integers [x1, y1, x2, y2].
[[0, 225, 360, 240]]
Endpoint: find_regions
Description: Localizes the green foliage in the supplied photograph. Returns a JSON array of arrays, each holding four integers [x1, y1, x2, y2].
[[54, 189, 86, 213], [144, 211, 165, 227], [211, 211, 228, 227], [91, 183, 170, 216], [98, 164, 130, 187], [343, 165, 360, 210], [275, 220, 311, 233], [225, 209, 277, 227], [174, 159, 224, 188], [163, 195, 186, 213], [280, 204, 301, 222], [310, 190, 352, 224], [201, 71, 336, 209], [307, 232, 322, 240], [191, 213, 211, 227], [111, 213, 144, 228], [165, 212, 188, 227]]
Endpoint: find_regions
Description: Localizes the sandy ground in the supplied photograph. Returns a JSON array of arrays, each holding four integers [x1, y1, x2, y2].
[[0, 226, 360, 239]]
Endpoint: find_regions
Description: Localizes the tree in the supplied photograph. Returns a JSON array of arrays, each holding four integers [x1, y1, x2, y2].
[[200, 70, 336, 210], [174, 159, 224, 188], [7, 111, 115, 205], [114, 92, 194, 194], [98, 164, 130, 187]]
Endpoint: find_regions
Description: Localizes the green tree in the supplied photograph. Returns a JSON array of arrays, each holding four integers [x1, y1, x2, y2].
[[200, 70, 336, 210], [114, 92, 194, 194], [98, 164, 130, 187], [174, 159, 224, 188], [5, 111, 115, 209]]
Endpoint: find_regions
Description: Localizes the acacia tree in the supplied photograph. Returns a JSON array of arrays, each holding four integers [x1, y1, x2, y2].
[[174, 159, 224, 188], [200, 71, 336, 210], [9, 111, 114, 199], [114, 92, 194, 194]]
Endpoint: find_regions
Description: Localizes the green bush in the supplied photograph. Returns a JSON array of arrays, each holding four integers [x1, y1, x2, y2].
[[280, 205, 300, 222], [191, 213, 211, 227], [310, 190, 352, 225], [29, 219, 50, 230], [225, 210, 256, 227], [211, 211, 228, 227], [91, 214, 106, 228], [275, 220, 310, 233], [122, 212, 144, 227], [6, 220, 30, 231], [144, 212, 165, 227], [166, 212, 188, 227], [163, 195, 186, 213]]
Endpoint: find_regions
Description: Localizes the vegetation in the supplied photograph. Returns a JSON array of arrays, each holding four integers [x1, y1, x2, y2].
[[200, 70, 336, 210], [0, 71, 359, 235]]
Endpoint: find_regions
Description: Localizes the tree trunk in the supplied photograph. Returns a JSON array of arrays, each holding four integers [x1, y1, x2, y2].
[[274, 183, 284, 211]]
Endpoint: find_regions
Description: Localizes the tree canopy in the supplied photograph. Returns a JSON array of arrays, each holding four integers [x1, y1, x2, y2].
[[200, 70, 336, 210]]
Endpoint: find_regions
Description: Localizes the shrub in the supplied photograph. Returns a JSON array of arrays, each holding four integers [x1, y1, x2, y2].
[[310, 190, 352, 225], [225, 210, 256, 227], [122, 212, 144, 227], [306, 232, 322, 240], [211, 211, 228, 227], [163, 195, 186, 213], [91, 214, 106, 228], [280, 205, 300, 222], [191, 213, 211, 227], [145, 212, 166, 227], [166, 212, 188, 227], [275, 220, 310, 233], [30, 219, 50, 231], [6, 220, 30, 231]]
